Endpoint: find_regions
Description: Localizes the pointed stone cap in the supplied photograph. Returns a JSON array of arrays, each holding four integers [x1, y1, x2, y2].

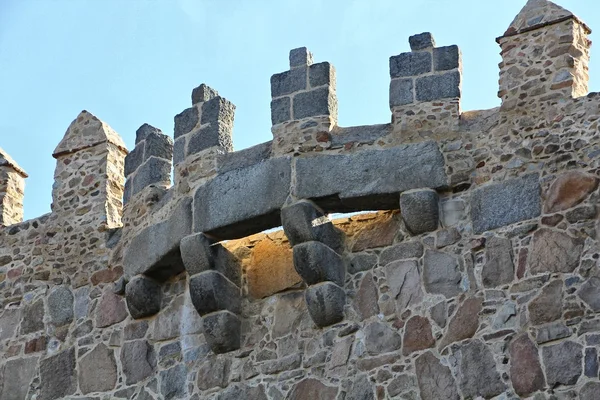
[[501, 0, 590, 39], [53, 110, 128, 158], [0, 147, 27, 177]]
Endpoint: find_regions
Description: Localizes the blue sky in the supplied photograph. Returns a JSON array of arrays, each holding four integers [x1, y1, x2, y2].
[[0, 0, 598, 220]]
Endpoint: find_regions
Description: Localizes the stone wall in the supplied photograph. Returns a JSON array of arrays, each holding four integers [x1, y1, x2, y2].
[[1, 0, 600, 399]]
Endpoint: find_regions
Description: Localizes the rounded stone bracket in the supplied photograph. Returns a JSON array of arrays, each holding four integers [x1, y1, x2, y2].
[[124, 275, 162, 319], [305, 281, 346, 327]]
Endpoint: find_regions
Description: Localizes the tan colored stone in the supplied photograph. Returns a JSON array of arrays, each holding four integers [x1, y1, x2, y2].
[[545, 171, 598, 213], [403, 316, 435, 355], [247, 238, 301, 299], [351, 212, 401, 252]]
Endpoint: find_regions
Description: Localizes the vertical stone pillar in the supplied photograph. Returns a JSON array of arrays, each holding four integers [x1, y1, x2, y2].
[[173, 84, 235, 193], [0, 148, 27, 226], [270, 48, 338, 156], [497, 0, 591, 111], [389, 32, 462, 140]]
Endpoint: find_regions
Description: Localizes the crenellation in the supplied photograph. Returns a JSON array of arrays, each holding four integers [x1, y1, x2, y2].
[[0, 149, 27, 226]]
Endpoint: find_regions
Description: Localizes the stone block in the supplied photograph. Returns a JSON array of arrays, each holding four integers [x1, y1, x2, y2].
[[309, 62, 334, 88], [125, 275, 162, 319], [174, 106, 199, 139], [271, 96, 291, 125], [173, 136, 185, 165], [144, 131, 173, 161], [0, 357, 39, 400], [78, 343, 117, 394], [124, 198, 192, 279], [578, 276, 600, 312], [121, 340, 156, 385], [293, 241, 345, 287], [203, 310, 241, 354], [304, 281, 346, 327], [400, 189, 439, 235], [217, 141, 272, 174], [180, 232, 214, 276], [423, 250, 462, 298], [542, 341, 583, 387], [281, 200, 344, 253], [136, 123, 161, 144], [416, 71, 461, 102], [271, 67, 307, 98], [433, 45, 460, 71], [124, 145, 143, 177], [131, 156, 171, 195], [48, 286, 74, 326], [545, 170, 598, 213], [39, 348, 77, 400], [201, 96, 235, 125], [187, 123, 233, 156], [191, 83, 218, 104], [193, 157, 291, 239], [454, 340, 506, 399], [389, 78, 414, 107], [289, 47, 313, 68], [189, 271, 241, 316], [214, 245, 242, 287], [509, 334, 545, 397], [415, 351, 459, 400], [160, 364, 187, 399], [294, 141, 447, 212], [409, 32, 435, 50], [123, 178, 132, 205], [482, 236, 514, 288], [471, 174, 541, 233], [293, 87, 336, 119], [530, 228, 583, 274], [390, 51, 432, 78]]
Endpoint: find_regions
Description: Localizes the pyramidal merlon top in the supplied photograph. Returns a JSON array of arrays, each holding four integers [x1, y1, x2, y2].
[[504, 0, 590, 37]]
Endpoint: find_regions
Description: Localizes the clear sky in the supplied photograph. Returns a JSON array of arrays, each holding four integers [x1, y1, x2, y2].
[[0, 0, 598, 220]]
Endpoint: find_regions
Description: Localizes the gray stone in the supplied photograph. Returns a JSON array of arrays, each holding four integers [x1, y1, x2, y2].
[[400, 189, 439, 235], [578, 276, 600, 312], [433, 45, 460, 71], [542, 341, 583, 386], [189, 271, 241, 316], [194, 157, 291, 240], [197, 356, 230, 390], [309, 62, 334, 88], [48, 286, 74, 326], [289, 47, 313, 68], [39, 348, 76, 400], [281, 200, 344, 253], [581, 382, 600, 400], [388, 374, 417, 397], [217, 141, 272, 174], [536, 322, 572, 344], [293, 87, 336, 119], [294, 141, 447, 212], [0, 308, 20, 341], [482, 236, 514, 288], [305, 281, 346, 327], [455, 340, 506, 399], [430, 301, 447, 328], [0, 357, 39, 400], [355, 272, 379, 319], [471, 174, 541, 233], [389, 51, 432, 78], [565, 205, 597, 223], [331, 124, 391, 147], [132, 156, 171, 195], [124, 198, 192, 279], [124, 145, 144, 176], [121, 340, 156, 384], [293, 241, 345, 287], [125, 275, 162, 319], [78, 343, 117, 394], [385, 260, 424, 310], [191, 83, 218, 104], [423, 250, 462, 298], [271, 67, 307, 98], [160, 364, 187, 400], [364, 321, 402, 355], [530, 228, 583, 274], [415, 71, 461, 101], [144, 131, 173, 161], [380, 241, 424, 265], [124, 320, 149, 340], [136, 123, 162, 144], [187, 125, 232, 155], [271, 96, 291, 125], [389, 78, 414, 107], [174, 106, 199, 139], [528, 280, 563, 325], [436, 227, 461, 248], [288, 378, 338, 400], [180, 232, 213, 276], [21, 299, 44, 334], [173, 137, 185, 165], [346, 374, 375, 400], [123, 178, 132, 204], [203, 310, 241, 354], [349, 252, 377, 274], [409, 32, 435, 50], [584, 347, 598, 377], [415, 351, 459, 400], [272, 291, 306, 338]]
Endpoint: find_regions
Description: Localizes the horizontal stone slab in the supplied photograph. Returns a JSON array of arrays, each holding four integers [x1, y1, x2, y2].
[[294, 141, 447, 212], [194, 157, 292, 240]]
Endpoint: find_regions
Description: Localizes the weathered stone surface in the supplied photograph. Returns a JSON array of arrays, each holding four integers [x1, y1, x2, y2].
[[400, 189, 439, 235], [289, 47, 313, 68], [174, 106, 199, 139], [416, 71, 461, 101], [47, 286, 73, 326], [309, 62, 334, 88], [578, 276, 600, 312], [219, 384, 268, 400], [144, 130, 173, 161], [433, 45, 460, 71], [247, 238, 300, 299], [439, 297, 482, 349], [180, 232, 213, 275], [530, 229, 583, 274], [387, 374, 417, 397], [187, 122, 233, 155], [271, 97, 291, 125], [124, 198, 192, 279], [585, 347, 598, 378], [21, 299, 44, 334], [581, 382, 600, 400], [545, 171, 598, 213], [160, 364, 187, 400], [0, 357, 38, 400], [389, 78, 414, 107], [124, 145, 143, 176], [78, 343, 117, 394], [192, 83, 218, 104], [272, 291, 306, 338], [346, 374, 375, 400], [455, 340, 506, 398], [217, 141, 272, 175], [430, 301, 447, 328], [403, 316, 435, 355], [385, 260, 424, 310], [288, 378, 338, 400], [542, 341, 583, 387], [197, 356, 230, 390], [510, 334, 545, 396], [189, 271, 241, 316], [39, 348, 76, 400], [380, 241, 424, 265], [409, 32, 435, 51], [293, 87, 336, 119], [390, 51, 432, 78], [528, 279, 563, 325], [305, 281, 346, 327], [355, 272, 379, 319], [0, 308, 19, 341], [423, 250, 462, 298], [96, 289, 128, 328], [415, 351, 459, 400], [121, 340, 156, 385], [194, 157, 291, 239], [203, 310, 241, 354], [132, 156, 171, 195], [482, 236, 514, 288], [125, 275, 162, 319], [364, 322, 402, 355], [271, 67, 307, 98], [536, 321, 571, 344], [349, 252, 378, 273], [293, 241, 345, 287], [294, 141, 447, 212], [471, 174, 541, 233]]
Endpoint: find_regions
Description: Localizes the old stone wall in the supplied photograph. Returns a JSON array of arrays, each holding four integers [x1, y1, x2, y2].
[[1, 0, 600, 399]]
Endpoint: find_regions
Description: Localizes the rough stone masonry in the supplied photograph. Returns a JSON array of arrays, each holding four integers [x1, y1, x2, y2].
[[1, 0, 600, 399]]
